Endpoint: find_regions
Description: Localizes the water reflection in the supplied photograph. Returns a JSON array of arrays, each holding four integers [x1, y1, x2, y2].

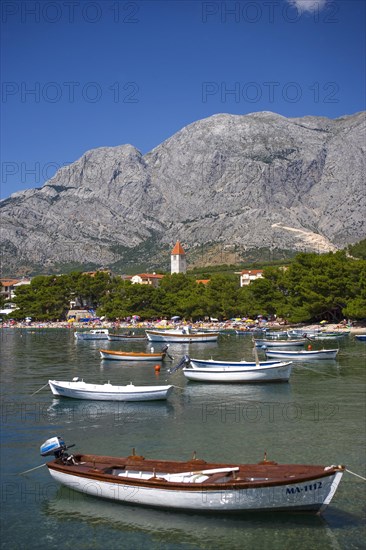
[[43, 486, 351, 550], [47, 398, 174, 426]]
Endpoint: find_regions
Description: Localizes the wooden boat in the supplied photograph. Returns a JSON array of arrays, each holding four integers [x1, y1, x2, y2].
[[107, 333, 146, 341], [265, 349, 339, 360], [355, 334, 366, 341], [40, 436, 345, 513], [145, 328, 219, 343], [48, 379, 173, 401], [182, 362, 293, 383], [254, 338, 306, 348], [74, 329, 109, 340], [99, 349, 168, 361]]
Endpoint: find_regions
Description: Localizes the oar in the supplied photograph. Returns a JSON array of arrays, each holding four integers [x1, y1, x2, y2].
[[31, 382, 49, 396]]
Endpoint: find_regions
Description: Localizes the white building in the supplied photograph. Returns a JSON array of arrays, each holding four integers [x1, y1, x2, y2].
[[171, 241, 186, 274], [240, 269, 263, 287]]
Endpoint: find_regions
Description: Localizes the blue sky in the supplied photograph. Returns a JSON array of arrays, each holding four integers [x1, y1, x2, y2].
[[1, 0, 365, 198]]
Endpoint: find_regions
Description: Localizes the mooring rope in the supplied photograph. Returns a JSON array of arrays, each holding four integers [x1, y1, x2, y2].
[[30, 382, 49, 396], [345, 468, 366, 481]]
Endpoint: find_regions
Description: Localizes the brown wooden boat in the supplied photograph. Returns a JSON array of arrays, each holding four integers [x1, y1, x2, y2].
[[40, 437, 344, 513], [99, 348, 168, 361]]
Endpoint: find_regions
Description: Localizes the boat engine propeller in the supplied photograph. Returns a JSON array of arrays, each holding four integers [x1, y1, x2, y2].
[[40, 436, 76, 463]]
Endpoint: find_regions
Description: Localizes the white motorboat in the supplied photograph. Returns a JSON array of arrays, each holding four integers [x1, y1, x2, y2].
[[74, 329, 109, 340], [145, 328, 219, 343]]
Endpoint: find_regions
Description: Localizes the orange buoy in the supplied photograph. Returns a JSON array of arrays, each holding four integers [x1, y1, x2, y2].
[[154, 364, 161, 373], [307, 344, 312, 350]]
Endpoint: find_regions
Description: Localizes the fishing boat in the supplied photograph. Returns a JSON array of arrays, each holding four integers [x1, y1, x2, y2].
[[74, 329, 109, 340], [168, 355, 292, 383], [254, 338, 306, 348], [189, 357, 286, 368], [145, 328, 219, 343], [181, 362, 293, 383], [40, 436, 344, 513], [48, 379, 173, 401], [99, 345, 171, 362], [355, 334, 366, 341], [107, 333, 146, 341], [264, 349, 339, 360]]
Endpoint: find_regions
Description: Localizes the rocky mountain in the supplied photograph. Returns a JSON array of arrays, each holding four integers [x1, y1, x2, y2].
[[1, 111, 365, 276]]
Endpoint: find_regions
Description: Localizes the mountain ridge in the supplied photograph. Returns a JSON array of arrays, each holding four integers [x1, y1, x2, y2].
[[1, 110, 365, 276]]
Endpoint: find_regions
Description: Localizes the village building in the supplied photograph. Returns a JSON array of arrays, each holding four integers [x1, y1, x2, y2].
[[130, 273, 164, 288], [239, 269, 264, 287], [0, 278, 31, 301]]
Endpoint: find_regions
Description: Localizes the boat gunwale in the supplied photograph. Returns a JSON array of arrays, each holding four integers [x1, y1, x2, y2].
[[47, 456, 344, 491], [99, 349, 164, 358]]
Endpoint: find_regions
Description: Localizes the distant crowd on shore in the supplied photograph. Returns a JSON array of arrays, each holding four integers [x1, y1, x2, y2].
[[1, 318, 364, 333]]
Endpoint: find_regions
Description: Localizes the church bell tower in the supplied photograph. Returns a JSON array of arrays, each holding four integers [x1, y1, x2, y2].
[[171, 241, 186, 274]]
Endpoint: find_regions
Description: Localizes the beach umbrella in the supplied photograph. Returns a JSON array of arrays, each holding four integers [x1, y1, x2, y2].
[[171, 316, 180, 321], [320, 320, 328, 324]]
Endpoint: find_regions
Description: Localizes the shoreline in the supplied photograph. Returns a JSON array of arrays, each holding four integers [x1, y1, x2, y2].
[[1, 321, 365, 333]]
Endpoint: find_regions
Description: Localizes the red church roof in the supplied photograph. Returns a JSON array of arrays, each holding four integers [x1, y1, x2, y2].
[[171, 241, 185, 255]]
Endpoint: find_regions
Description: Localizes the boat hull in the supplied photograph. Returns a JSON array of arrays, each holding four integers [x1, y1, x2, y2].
[[48, 381, 172, 401], [265, 349, 339, 360], [310, 332, 350, 340], [47, 461, 343, 513], [189, 358, 284, 368], [74, 330, 109, 340], [146, 330, 219, 343], [355, 334, 366, 341], [182, 363, 292, 382], [107, 334, 146, 341], [99, 350, 164, 361]]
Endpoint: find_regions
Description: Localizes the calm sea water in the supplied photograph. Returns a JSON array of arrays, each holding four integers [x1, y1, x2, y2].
[[1, 328, 365, 550]]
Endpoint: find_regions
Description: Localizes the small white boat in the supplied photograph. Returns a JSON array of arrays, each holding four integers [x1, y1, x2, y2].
[[48, 379, 173, 401], [254, 338, 306, 348], [182, 362, 293, 383], [74, 329, 109, 340], [145, 328, 219, 343], [40, 436, 345, 513], [107, 333, 146, 341], [265, 349, 339, 360], [310, 331, 350, 340]]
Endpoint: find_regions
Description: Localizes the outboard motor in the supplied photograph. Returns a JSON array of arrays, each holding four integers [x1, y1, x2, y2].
[[40, 436, 75, 462], [168, 354, 190, 374]]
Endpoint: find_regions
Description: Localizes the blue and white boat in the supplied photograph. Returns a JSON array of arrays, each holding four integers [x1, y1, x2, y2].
[[355, 334, 366, 341], [189, 357, 287, 369]]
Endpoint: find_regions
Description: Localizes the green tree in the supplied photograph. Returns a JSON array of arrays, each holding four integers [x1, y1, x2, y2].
[[12, 275, 72, 320]]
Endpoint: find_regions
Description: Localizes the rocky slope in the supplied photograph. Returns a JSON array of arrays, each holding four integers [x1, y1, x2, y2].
[[1, 111, 365, 275]]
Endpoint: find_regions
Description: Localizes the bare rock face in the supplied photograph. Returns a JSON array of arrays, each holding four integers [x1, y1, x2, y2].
[[1, 111, 365, 274]]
